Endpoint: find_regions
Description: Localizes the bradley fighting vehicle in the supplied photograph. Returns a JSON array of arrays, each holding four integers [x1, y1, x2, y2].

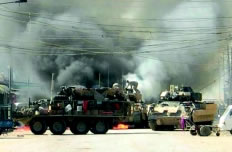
[[28, 82, 148, 135], [148, 85, 217, 131]]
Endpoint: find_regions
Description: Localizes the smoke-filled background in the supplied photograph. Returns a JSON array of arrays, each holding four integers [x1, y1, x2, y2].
[[0, 0, 230, 103]]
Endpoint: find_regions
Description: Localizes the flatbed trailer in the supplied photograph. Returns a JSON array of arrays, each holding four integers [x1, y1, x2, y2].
[[189, 105, 232, 136], [189, 124, 220, 136]]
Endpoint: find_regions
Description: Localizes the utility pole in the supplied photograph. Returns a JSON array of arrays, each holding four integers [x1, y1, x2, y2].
[[27, 77, 30, 105], [121, 70, 124, 88], [50, 73, 54, 104], [8, 65, 13, 119], [229, 36, 232, 105], [224, 34, 232, 106], [107, 66, 109, 88], [99, 73, 101, 88], [8, 66, 12, 94]]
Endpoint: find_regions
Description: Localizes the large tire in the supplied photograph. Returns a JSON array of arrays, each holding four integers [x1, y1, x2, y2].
[[70, 121, 89, 135], [50, 120, 66, 135], [90, 121, 109, 134], [149, 120, 157, 131], [30, 119, 47, 135], [199, 126, 211, 136]]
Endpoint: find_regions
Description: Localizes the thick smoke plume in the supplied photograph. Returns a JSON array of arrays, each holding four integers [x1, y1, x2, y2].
[[0, 0, 228, 102]]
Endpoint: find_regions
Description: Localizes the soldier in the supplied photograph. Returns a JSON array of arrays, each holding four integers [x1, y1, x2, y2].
[[125, 80, 139, 93]]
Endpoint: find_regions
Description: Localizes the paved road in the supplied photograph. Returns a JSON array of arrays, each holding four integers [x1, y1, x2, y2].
[[0, 129, 231, 152]]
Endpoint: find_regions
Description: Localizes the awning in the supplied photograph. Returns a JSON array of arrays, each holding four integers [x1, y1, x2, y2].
[[0, 85, 9, 94]]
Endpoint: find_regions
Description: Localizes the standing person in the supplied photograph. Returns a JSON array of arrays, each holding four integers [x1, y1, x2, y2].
[[125, 80, 139, 93]]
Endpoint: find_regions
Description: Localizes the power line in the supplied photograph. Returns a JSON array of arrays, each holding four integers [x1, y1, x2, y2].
[[3, 5, 232, 22], [0, 35, 227, 56], [0, 11, 230, 39], [135, 38, 227, 54], [3, 6, 232, 31]]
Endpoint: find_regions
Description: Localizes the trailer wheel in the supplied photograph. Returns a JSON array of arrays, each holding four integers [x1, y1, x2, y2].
[[230, 129, 232, 135], [50, 120, 66, 135], [148, 120, 157, 131], [199, 126, 211, 136], [70, 121, 89, 135], [90, 121, 109, 134], [30, 119, 47, 135]]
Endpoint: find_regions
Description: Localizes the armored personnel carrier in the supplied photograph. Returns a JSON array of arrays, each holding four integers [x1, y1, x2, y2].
[[148, 85, 217, 131], [28, 82, 148, 135]]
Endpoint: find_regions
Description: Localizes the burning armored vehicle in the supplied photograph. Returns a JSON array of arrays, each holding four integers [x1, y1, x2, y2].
[[27, 81, 149, 135]]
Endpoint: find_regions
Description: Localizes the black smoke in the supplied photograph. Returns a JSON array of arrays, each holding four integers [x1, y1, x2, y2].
[[0, 0, 226, 101]]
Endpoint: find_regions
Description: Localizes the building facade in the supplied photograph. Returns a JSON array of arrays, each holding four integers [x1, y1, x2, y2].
[[0, 84, 10, 120]]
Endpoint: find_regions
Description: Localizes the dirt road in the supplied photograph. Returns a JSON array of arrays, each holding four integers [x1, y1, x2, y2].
[[0, 129, 231, 152]]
